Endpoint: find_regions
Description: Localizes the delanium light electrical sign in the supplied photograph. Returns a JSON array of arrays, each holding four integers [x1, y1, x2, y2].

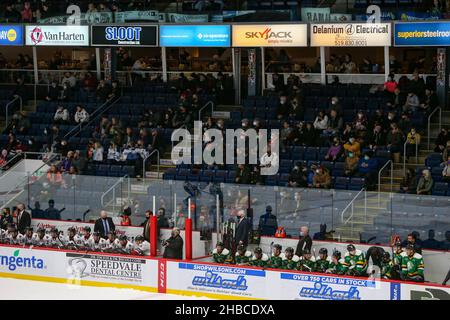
[[91, 25, 158, 46], [159, 25, 230, 47], [0, 26, 23, 46], [25, 25, 89, 46], [310, 23, 391, 47]]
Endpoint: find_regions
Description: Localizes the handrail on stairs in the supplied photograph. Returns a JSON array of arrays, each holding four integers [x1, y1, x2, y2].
[[4, 95, 22, 131], [341, 187, 366, 225], [403, 139, 419, 175], [198, 100, 214, 121], [100, 175, 129, 213], [378, 160, 393, 207], [427, 106, 442, 150], [143, 149, 160, 182]]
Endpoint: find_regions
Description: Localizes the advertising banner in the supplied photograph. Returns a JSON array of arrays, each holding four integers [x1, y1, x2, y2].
[[275, 272, 397, 300], [25, 25, 89, 46], [394, 22, 450, 46], [160, 25, 230, 47], [0, 245, 158, 289], [401, 283, 450, 300], [0, 25, 23, 46], [38, 12, 113, 24], [166, 13, 209, 23], [166, 261, 267, 298], [115, 10, 164, 23], [91, 25, 158, 47], [301, 7, 331, 22], [232, 24, 307, 47], [310, 23, 391, 47]]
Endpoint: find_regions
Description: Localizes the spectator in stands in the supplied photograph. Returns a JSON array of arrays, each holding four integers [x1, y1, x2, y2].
[[398, 112, 412, 134], [87, 2, 98, 13], [172, 106, 193, 129], [344, 151, 359, 177], [72, 150, 86, 173], [386, 124, 404, 163], [324, 137, 343, 161], [54, 106, 69, 124], [11, 111, 31, 136], [341, 123, 354, 143], [74, 106, 89, 124], [341, 54, 357, 73], [353, 110, 368, 139], [344, 136, 361, 157], [329, 97, 342, 116], [357, 151, 378, 190], [443, 140, 450, 163], [313, 110, 329, 134], [44, 199, 62, 220], [403, 92, 420, 113], [440, 231, 450, 250], [148, 129, 162, 154], [46, 164, 63, 188], [276, 95, 290, 120], [325, 109, 343, 137], [400, 168, 417, 194], [384, 74, 398, 96], [367, 123, 385, 151], [416, 169, 433, 195], [46, 81, 59, 101], [420, 89, 438, 114], [60, 82, 71, 102], [258, 205, 278, 237], [360, 57, 373, 74], [422, 229, 441, 250], [106, 142, 120, 164], [295, 226, 312, 257], [92, 142, 104, 163], [288, 162, 307, 188], [386, 88, 405, 111], [405, 128, 421, 161], [108, 80, 120, 100], [288, 97, 303, 120], [441, 155, 450, 182], [60, 151, 74, 173], [94, 210, 116, 239], [4, 4, 20, 22], [61, 72, 77, 88], [299, 122, 317, 146], [21, 2, 33, 22], [312, 166, 331, 189], [236, 164, 251, 184], [280, 121, 293, 152], [0, 149, 9, 169], [434, 128, 449, 153]]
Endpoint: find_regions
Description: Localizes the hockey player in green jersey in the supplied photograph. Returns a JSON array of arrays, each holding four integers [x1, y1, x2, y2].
[[400, 244, 425, 282], [343, 244, 367, 276], [326, 250, 347, 275], [392, 241, 406, 280], [249, 247, 269, 268], [269, 244, 284, 269], [281, 247, 300, 270], [315, 248, 332, 273], [212, 242, 232, 264], [298, 249, 316, 272], [235, 244, 252, 265], [380, 252, 394, 279]]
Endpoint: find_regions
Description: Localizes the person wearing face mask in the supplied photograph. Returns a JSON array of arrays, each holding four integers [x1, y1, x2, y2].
[[386, 124, 405, 163], [343, 136, 361, 157], [326, 109, 343, 136], [46, 81, 60, 101], [312, 166, 331, 189], [403, 92, 420, 113], [313, 110, 329, 133], [276, 95, 289, 120], [234, 209, 251, 248], [356, 151, 378, 190], [441, 155, 450, 182], [344, 151, 359, 177], [324, 137, 343, 161], [328, 97, 342, 116], [384, 73, 398, 95], [405, 128, 421, 161], [400, 168, 417, 194], [288, 162, 307, 188], [416, 169, 433, 195], [368, 123, 385, 150], [295, 226, 312, 258]]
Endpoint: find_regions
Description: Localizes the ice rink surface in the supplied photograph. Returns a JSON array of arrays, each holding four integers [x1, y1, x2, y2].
[[0, 277, 212, 300]]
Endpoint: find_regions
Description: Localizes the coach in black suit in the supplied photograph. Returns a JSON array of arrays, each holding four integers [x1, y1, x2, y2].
[[16, 203, 31, 234], [235, 209, 251, 248], [94, 210, 116, 239]]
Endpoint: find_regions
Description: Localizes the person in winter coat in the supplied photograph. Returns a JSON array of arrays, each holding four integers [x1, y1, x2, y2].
[[162, 227, 183, 259]]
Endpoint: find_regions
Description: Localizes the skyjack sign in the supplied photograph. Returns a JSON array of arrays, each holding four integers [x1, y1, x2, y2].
[[25, 25, 89, 46], [232, 24, 307, 47]]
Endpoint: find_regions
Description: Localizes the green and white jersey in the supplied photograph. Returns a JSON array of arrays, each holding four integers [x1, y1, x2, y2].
[[281, 255, 300, 270], [393, 250, 407, 266], [381, 260, 394, 279], [212, 248, 231, 264], [401, 253, 425, 278], [327, 258, 347, 275], [298, 256, 316, 272], [235, 250, 252, 265], [249, 253, 269, 268], [269, 253, 285, 269], [315, 256, 332, 273], [344, 249, 367, 275]]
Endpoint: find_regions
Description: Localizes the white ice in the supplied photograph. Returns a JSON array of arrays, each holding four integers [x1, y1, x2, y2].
[[0, 277, 212, 300]]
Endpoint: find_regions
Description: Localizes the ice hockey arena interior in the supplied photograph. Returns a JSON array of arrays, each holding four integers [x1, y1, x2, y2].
[[0, 0, 449, 303]]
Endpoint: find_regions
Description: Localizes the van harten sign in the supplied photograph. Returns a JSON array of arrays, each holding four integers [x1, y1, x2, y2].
[[25, 25, 89, 46], [232, 24, 307, 47], [310, 23, 391, 47]]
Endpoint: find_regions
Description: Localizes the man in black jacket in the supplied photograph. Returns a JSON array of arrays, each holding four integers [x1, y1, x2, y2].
[[163, 227, 183, 260], [235, 209, 251, 248], [16, 203, 31, 234], [94, 211, 116, 239], [295, 226, 313, 257], [258, 206, 278, 237]]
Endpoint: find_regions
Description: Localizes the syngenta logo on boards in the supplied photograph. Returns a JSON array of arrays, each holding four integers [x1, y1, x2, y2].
[[171, 121, 279, 175], [245, 28, 292, 40], [0, 249, 45, 271]]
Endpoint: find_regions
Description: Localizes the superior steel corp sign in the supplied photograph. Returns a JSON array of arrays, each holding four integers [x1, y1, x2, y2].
[[310, 23, 391, 47]]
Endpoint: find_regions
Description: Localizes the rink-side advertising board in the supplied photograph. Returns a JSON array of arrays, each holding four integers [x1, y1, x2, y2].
[[91, 25, 158, 46], [0, 246, 158, 291]]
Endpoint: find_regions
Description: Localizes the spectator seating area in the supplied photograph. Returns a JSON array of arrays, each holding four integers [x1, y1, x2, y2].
[[423, 153, 450, 196]]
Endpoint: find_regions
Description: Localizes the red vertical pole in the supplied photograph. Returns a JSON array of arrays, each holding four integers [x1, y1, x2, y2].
[[185, 218, 192, 260], [150, 215, 158, 256]]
